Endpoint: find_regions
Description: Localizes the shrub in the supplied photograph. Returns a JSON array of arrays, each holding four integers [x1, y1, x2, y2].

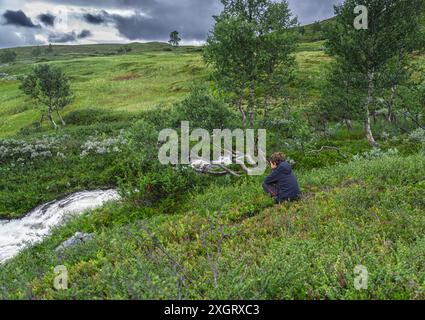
[[80, 131, 128, 157], [173, 87, 236, 131], [121, 105, 221, 207], [352, 148, 399, 161], [63, 108, 128, 125], [265, 104, 313, 149], [120, 107, 180, 205], [409, 128, 425, 148], [130, 164, 203, 206], [116, 46, 132, 55], [0, 135, 70, 164], [32, 47, 42, 57], [0, 50, 17, 63], [127, 106, 174, 164]]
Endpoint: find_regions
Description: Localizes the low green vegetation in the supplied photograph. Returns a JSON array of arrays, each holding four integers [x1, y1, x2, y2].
[[1, 151, 425, 299], [0, 50, 17, 64], [0, 39, 331, 219], [1, 0, 425, 300], [297, 19, 333, 43], [0, 45, 208, 137]]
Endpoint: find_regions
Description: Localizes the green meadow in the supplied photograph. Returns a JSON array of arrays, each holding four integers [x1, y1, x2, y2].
[[0, 46, 208, 137], [0, 42, 330, 137], [0, 38, 425, 300]]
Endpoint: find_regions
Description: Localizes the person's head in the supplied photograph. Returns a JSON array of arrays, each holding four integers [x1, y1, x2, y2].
[[270, 152, 285, 169]]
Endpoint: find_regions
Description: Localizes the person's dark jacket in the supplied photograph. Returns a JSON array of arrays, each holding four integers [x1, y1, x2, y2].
[[262, 161, 301, 203]]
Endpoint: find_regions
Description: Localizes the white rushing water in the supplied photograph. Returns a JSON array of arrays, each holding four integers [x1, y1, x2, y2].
[[0, 189, 120, 264]]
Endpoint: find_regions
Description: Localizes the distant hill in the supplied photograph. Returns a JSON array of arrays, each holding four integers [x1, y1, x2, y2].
[[297, 18, 335, 43], [0, 42, 202, 63], [0, 17, 334, 61], [298, 13, 425, 43]]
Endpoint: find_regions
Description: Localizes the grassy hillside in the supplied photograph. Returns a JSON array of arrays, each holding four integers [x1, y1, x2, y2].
[[298, 18, 334, 43], [0, 42, 202, 63], [1, 39, 425, 300], [0, 44, 207, 138], [0, 41, 333, 219], [1, 152, 425, 299], [0, 42, 328, 138], [0, 42, 329, 138]]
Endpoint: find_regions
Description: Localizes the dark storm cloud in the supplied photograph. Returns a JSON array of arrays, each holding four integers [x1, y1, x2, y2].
[[64, 0, 340, 41], [110, 11, 211, 41], [48, 29, 92, 43], [43, 0, 222, 41], [40, 0, 158, 9], [77, 29, 92, 39], [48, 31, 76, 43], [0, 0, 341, 48], [83, 12, 107, 25], [49, 29, 93, 43], [40, 0, 340, 26], [38, 13, 56, 26], [2, 10, 40, 28]]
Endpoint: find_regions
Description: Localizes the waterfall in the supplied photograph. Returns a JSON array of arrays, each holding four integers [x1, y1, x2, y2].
[[0, 190, 120, 264]]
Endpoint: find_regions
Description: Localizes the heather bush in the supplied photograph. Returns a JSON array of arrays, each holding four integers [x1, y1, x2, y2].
[[80, 131, 128, 157], [409, 128, 425, 148], [0, 135, 69, 164]]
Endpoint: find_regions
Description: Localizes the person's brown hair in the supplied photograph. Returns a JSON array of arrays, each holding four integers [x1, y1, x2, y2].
[[270, 152, 285, 165]]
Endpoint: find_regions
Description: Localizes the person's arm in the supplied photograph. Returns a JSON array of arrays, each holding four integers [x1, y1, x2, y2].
[[264, 169, 280, 186], [263, 169, 280, 197]]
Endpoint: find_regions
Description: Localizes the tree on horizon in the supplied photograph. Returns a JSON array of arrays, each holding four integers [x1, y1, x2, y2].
[[168, 31, 182, 47]]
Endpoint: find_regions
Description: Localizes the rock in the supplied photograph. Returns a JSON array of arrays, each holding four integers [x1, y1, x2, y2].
[[55, 232, 94, 252]]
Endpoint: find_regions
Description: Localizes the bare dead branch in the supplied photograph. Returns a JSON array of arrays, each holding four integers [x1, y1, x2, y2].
[[216, 164, 241, 177], [307, 146, 348, 158], [190, 139, 267, 177], [398, 109, 425, 130]]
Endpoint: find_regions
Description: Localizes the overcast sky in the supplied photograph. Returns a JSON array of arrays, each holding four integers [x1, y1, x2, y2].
[[0, 0, 341, 48]]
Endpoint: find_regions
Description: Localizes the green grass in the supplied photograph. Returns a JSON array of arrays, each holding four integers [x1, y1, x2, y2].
[[0, 42, 202, 63], [290, 49, 332, 104], [1, 40, 424, 300], [0, 46, 208, 137], [0, 42, 329, 138], [296, 40, 326, 52], [1, 153, 424, 299]]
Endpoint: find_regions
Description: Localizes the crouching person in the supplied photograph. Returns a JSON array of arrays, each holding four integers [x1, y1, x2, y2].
[[263, 152, 301, 204]]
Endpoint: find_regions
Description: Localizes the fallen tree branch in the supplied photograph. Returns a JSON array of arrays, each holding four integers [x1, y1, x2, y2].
[[307, 146, 348, 158], [216, 164, 241, 177], [192, 166, 229, 176], [209, 139, 268, 175], [398, 109, 425, 130]]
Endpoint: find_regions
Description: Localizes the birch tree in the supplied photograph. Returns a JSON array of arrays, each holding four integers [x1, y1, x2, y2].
[[326, 0, 425, 147]]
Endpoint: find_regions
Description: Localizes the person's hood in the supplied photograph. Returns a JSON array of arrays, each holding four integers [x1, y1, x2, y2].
[[276, 161, 292, 174]]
